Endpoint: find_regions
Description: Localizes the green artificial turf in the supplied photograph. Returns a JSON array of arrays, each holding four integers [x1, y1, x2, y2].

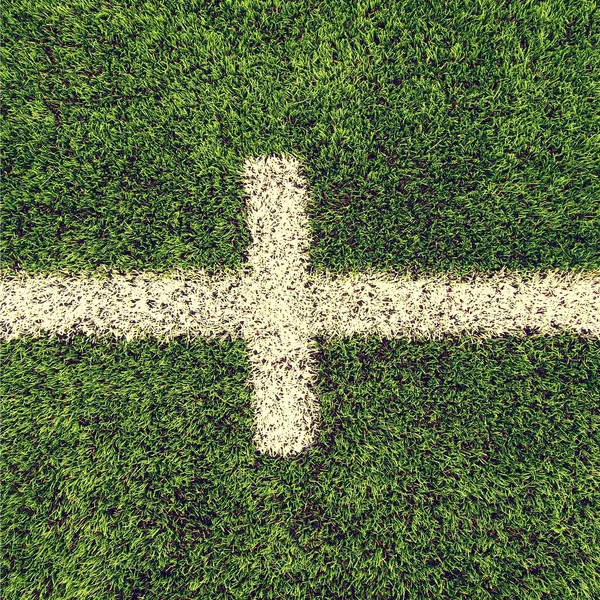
[[2, 335, 599, 599], [2, 0, 599, 277], [3, 0, 600, 598]]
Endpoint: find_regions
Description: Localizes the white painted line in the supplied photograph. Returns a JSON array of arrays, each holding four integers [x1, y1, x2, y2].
[[1, 154, 599, 456], [311, 267, 600, 341], [0, 268, 243, 343], [239, 154, 321, 456]]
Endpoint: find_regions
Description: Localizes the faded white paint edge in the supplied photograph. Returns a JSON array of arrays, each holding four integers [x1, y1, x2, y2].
[[1, 154, 599, 457]]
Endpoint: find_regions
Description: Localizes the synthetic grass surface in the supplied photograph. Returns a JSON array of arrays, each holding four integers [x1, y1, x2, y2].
[[3, 0, 600, 597], [2, 335, 599, 599], [2, 0, 599, 276]]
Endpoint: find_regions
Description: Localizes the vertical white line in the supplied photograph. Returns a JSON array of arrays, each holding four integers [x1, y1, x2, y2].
[[240, 154, 321, 457]]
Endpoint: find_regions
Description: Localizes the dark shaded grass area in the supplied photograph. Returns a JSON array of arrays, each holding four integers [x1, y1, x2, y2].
[[2, 0, 599, 277], [2, 335, 599, 599]]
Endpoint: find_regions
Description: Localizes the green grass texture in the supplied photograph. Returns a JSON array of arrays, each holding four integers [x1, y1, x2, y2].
[[3, 0, 600, 598], [2, 0, 599, 277], [2, 335, 599, 598]]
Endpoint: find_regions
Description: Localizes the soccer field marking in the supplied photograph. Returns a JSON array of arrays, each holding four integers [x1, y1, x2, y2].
[[2, 154, 599, 456]]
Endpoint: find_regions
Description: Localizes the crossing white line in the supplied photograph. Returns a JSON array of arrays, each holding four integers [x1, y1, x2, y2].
[[1, 154, 599, 456]]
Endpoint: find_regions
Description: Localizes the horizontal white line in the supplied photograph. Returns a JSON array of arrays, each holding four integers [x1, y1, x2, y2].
[[311, 267, 600, 340], [2, 268, 598, 342], [0, 269, 245, 343]]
